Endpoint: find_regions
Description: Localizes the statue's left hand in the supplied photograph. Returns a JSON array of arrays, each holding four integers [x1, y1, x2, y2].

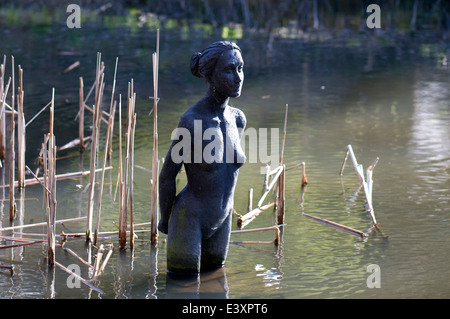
[[158, 219, 169, 234]]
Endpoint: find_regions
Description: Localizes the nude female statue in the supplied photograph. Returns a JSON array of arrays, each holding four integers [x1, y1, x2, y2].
[[158, 41, 246, 275]]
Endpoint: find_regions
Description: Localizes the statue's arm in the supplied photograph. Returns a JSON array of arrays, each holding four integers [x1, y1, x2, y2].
[[158, 115, 191, 234], [158, 145, 182, 234], [234, 107, 247, 139]]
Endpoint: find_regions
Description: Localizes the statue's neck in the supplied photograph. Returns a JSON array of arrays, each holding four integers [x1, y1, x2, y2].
[[203, 86, 229, 114]]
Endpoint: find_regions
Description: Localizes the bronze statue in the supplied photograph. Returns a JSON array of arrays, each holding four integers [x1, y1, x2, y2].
[[159, 41, 246, 275]]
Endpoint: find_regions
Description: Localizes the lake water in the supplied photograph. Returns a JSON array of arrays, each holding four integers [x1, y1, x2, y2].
[[0, 23, 449, 299]]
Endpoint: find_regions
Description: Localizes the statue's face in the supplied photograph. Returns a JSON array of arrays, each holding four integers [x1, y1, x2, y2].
[[210, 49, 244, 98]]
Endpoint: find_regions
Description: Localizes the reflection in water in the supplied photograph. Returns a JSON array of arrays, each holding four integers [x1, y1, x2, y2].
[[147, 243, 158, 299], [255, 264, 282, 289], [114, 250, 134, 298], [409, 78, 450, 203], [165, 268, 229, 299]]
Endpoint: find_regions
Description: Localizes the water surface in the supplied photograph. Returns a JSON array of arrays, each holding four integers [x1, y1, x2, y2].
[[1, 24, 449, 298]]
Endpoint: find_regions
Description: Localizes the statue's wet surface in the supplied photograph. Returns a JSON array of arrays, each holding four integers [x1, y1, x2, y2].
[[158, 41, 246, 275]]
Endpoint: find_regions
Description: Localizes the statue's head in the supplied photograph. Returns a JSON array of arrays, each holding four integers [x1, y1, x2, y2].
[[190, 41, 244, 98]]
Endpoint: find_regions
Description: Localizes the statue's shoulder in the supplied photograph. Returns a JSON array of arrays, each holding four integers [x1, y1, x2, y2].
[[178, 107, 198, 130], [229, 106, 246, 129]]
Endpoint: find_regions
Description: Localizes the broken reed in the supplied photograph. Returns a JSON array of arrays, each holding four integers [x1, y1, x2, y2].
[[304, 145, 382, 239], [118, 79, 137, 249], [0, 54, 141, 275], [150, 29, 160, 243], [86, 53, 104, 241], [73, 54, 140, 250], [17, 65, 25, 189], [236, 104, 308, 233], [79, 77, 84, 151], [9, 56, 15, 220], [340, 144, 379, 226], [0, 55, 6, 160], [0, 57, 28, 222], [45, 88, 57, 266], [93, 57, 118, 245]]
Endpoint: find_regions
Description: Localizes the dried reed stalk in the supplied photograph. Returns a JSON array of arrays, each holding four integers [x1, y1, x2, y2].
[[74, 69, 103, 122], [0, 264, 14, 276], [118, 94, 126, 249], [93, 244, 104, 279], [0, 166, 112, 189], [231, 223, 285, 234], [274, 227, 282, 246], [257, 165, 283, 207], [63, 246, 94, 269], [302, 213, 368, 238], [128, 113, 136, 249], [230, 240, 275, 244], [46, 88, 57, 267], [58, 136, 91, 152], [107, 103, 115, 159], [150, 29, 160, 243], [25, 101, 50, 128], [79, 77, 85, 151], [63, 61, 80, 74], [236, 165, 284, 228], [94, 57, 118, 245], [237, 202, 275, 228], [124, 82, 132, 248], [231, 223, 286, 246], [82, 103, 109, 125], [86, 53, 104, 241], [247, 188, 253, 212], [0, 75, 11, 163], [365, 157, 379, 212], [340, 144, 379, 226], [93, 244, 114, 280], [0, 55, 6, 160], [275, 164, 286, 225], [286, 161, 308, 185], [117, 77, 137, 249], [17, 65, 25, 189], [279, 104, 288, 165], [340, 144, 363, 182], [0, 240, 44, 249], [55, 261, 104, 294], [9, 56, 15, 220], [0, 235, 45, 243], [96, 244, 113, 276], [0, 216, 86, 232], [274, 105, 288, 227], [61, 228, 148, 239], [42, 136, 48, 211]]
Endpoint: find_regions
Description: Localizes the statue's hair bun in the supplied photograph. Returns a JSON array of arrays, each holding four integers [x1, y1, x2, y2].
[[190, 52, 202, 78]]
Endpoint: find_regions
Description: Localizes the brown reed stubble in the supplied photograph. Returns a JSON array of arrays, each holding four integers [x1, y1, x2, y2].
[[0, 55, 6, 160], [46, 88, 57, 266], [150, 29, 160, 244], [93, 57, 118, 245], [86, 53, 104, 241], [9, 56, 15, 220]]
